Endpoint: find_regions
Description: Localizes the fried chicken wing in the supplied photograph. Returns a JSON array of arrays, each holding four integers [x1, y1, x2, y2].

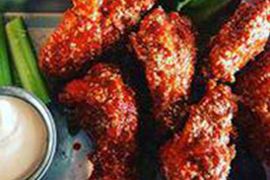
[[59, 63, 138, 179], [130, 7, 196, 135], [39, 0, 156, 78], [235, 50, 270, 164], [160, 83, 237, 180], [205, 0, 270, 83]]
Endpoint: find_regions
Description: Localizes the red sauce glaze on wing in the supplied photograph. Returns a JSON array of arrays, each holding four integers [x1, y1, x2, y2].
[[130, 7, 196, 135], [39, 0, 156, 78], [206, 0, 270, 83], [59, 63, 138, 179], [235, 50, 270, 164], [160, 83, 237, 180]]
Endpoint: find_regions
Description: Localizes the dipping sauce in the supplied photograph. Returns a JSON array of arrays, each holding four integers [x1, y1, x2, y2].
[[0, 96, 48, 180]]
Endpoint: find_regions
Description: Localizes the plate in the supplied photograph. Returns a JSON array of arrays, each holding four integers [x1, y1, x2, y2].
[[3, 12, 270, 180]]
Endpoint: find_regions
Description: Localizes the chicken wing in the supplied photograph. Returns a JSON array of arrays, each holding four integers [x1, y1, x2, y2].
[[205, 0, 270, 83], [40, 0, 156, 78], [235, 50, 270, 164], [130, 7, 196, 135], [160, 83, 237, 180], [59, 63, 138, 179]]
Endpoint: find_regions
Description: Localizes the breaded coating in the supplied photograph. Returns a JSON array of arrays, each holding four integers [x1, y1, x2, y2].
[[130, 7, 196, 134], [235, 50, 270, 164], [59, 63, 138, 180], [40, 0, 156, 78], [206, 0, 270, 83], [160, 83, 237, 180]]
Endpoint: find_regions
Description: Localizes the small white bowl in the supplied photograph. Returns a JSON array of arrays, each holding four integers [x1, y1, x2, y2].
[[0, 86, 57, 180]]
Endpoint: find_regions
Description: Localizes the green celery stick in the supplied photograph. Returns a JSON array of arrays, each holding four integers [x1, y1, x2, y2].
[[160, 0, 232, 24], [6, 17, 50, 104], [183, 0, 232, 23], [159, 0, 193, 11], [11, 60, 22, 86], [0, 14, 12, 86], [176, 0, 193, 11]]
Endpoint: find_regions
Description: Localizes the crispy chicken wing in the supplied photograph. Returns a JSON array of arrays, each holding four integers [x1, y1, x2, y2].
[[205, 0, 270, 83], [59, 63, 138, 180], [235, 50, 270, 164], [130, 7, 196, 135], [40, 0, 156, 78], [160, 83, 237, 180]]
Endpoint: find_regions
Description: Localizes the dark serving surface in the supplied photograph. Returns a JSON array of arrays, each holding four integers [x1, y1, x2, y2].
[[0, 0, 71, 12]]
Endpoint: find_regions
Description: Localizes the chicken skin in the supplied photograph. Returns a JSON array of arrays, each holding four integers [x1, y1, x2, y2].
[[130, 7, 196, 135], [160, 83, 237, 180], [235, 50, 270, 164], [205, 0, 270, 83], [59, 63, 138, 180], [40, 0, 156, 78]]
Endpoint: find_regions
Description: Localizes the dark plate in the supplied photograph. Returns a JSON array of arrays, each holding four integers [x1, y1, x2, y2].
[[3, 12, 269, 180]]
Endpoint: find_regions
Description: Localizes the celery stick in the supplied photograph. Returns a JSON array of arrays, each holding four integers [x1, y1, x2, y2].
[[176, 0, 193, 11], [6, 17, 50, 104], [11, 61, 22, 87], [184, 0, 232, 23], [0, 14, 12, 86]]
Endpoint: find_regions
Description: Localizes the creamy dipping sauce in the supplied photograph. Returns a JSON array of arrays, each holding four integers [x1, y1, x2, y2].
[[0, 96, 48, 180]]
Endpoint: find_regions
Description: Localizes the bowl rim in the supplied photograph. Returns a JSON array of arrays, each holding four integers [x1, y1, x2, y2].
[[0, 86, 57, 180]]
